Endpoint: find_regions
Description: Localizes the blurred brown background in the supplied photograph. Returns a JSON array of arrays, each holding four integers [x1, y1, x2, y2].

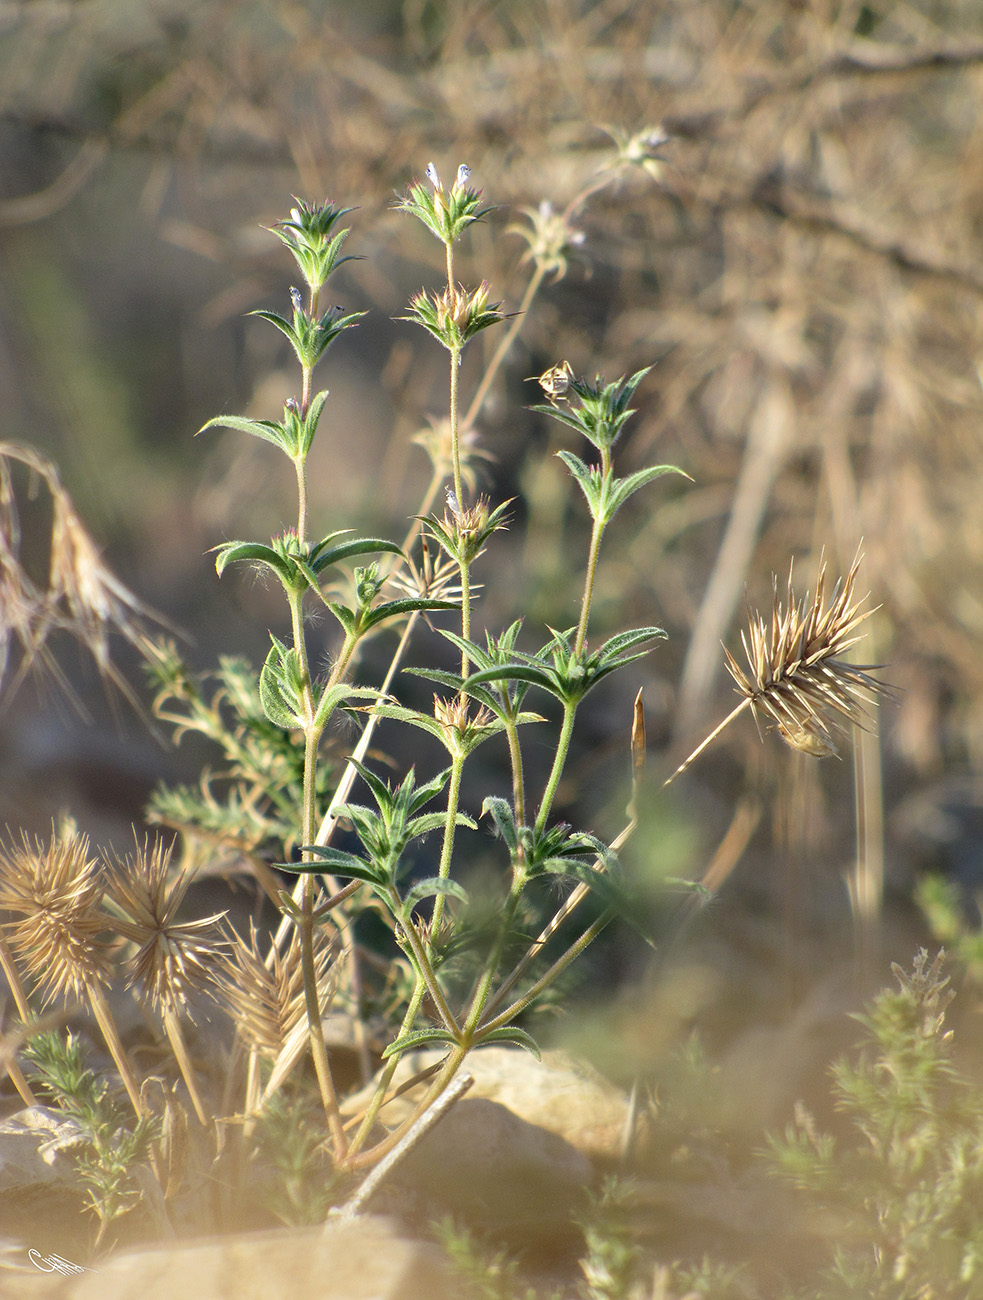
[[3, 0, 983, 1070]]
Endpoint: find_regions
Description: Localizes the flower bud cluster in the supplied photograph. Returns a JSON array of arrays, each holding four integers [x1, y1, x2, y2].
[[402, 281, 503, 354], [269, 198, 356, 293], [396, 161, 493, 247]]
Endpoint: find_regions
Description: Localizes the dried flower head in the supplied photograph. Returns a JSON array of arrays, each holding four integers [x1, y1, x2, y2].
[[433, 693, 494, 744], [602, 123, 673, 180], [106, 838, 228, 1018], [0, 826, 113, 1006], [529, 360, 574, 403], [402, 282, 503, 353], [724, 549, 889, 757], [511, 200, 586, 282], [411, 417, 495, 488]]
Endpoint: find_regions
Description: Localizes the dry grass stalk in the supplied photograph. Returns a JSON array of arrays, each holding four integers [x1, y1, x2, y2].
[[725, 549, 889, 756], [218, 920, 337, 1111], [0, 442, 165, 712], [668, 550, 890, 783]]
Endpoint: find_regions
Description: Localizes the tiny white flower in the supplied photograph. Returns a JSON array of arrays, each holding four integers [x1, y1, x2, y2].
[[290, 286, 304, 312], [289, 207, 302, 224], [445, 488, 462, 519], [455, 164, 471, 190], [425, 162, 440, 188]]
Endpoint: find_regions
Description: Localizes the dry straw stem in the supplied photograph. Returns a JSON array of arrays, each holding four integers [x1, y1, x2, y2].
[[667, 549, 890, 784], [0, 442, 166, 713]]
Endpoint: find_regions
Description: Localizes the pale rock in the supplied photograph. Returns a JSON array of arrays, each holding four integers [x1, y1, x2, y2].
[[3, 1216, 457, 1300], [346, 1046, 629, 1159], [379, 1095, 594, 1236]]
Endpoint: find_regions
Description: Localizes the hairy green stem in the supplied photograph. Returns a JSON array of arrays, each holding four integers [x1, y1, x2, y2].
[[505, 719, 526, 832], [462, 875, 525, 1036], [345, 979, 428, 1160], [574, 448, 611, 656], [429, 755, 465, 943], [389, 887, 461, 1037], [535, 700, 578, 835], [294, 455, 309, 548], [479, 909, 613, 1033]]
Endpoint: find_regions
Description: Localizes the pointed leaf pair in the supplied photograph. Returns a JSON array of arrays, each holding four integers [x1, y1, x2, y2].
[[250, 306, 365, 372], [557, 452, 687, 526], [464, 625, 667, 706], [271, 201, 359, 291]]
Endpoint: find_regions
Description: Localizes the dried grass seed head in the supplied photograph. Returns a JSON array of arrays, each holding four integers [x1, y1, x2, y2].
[[217, 922, 334, 1061], [0, 826, 113, 1005], [106, 837, 228, 1018], [724, 550, 890, 757]]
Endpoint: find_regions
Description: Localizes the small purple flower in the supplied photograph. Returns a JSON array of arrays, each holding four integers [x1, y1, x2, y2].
[[290, 286, 304, 313]]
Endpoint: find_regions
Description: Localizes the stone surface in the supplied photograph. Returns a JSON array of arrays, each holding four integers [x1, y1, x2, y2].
[[0, 1108, 88, 1193], [381, 1096, 594, 1236], [0, 1108, 88, 1250], [347, 1046, 630, 1160], [2, 1216, 458, 1300]]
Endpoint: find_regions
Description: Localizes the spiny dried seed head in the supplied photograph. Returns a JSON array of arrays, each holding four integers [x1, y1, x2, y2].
[[0, 827, 113, 1005], [724, 549, 890, 757], [106, 838, 228, 1018]]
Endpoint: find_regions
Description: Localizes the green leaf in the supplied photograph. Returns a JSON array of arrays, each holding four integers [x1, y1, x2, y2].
[[556, 449, 603, 515], [381, 1028, 461, 1059], [402, 876, 470, 913], [473, 1027, 542, 1059], [311, 682, 382, 734], [310, 536, 403, 574], [278, 851, 382, 884], [359, 597, 460, 633], [603, 463, 689, 517], [213, 540, 296, 589], [249, 308, 301, 351], [326, 601, 358, 636], [298, 389, 330, 458], [197, 413, 291, 453], [481, 796, 519, 854], [259, 640, 304, 729]]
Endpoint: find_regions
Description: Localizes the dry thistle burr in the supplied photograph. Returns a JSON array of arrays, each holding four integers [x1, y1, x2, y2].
[[668, 549, 890, 783], [106, 839, 229, 1124], [0, 825, 145, 1117]]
